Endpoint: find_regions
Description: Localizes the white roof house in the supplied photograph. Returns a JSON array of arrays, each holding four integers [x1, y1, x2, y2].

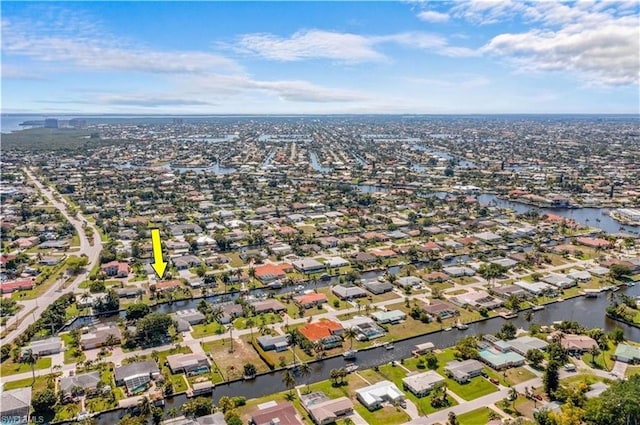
[[355, 380, 404, 411], [402, 371, 445, 397]]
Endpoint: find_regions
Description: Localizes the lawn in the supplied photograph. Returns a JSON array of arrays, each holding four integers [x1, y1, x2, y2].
[[0, 356, 52, 376], [61, 333, 86, 364], [484, 366, 537, 386], [3, 374, 52, 393], [190, 322, 226, 338], [430, 349, 498, 401], [457, 407, 496, 425], [53, 403, 81, 422], [370, 363, 458, 415], [580, 340, 615, 371], [625, 365, 640, 378], [354, 404, 410, 425], [202, 337, 270, 381]]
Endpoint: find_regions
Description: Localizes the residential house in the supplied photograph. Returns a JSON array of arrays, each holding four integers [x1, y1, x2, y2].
[[0, 279, 34, 294], [172, 309, 206, 325], [613, 344, 640, 364], [362, 280, 393, 295], [355, 380, 404, 411], [324, 257, 349, 268], [340, 316, 385, 341], [59, 371, 102, 399], [101, 261, 130, 278], [443, 266, 476, 277], [444, 359, 485, 383], [257, 335, 290, 352], [541, 273, 576, 289], [291, 258, 325, 273], [251, 299, 286, 314], [300, 392, 353, 425], [371, 310, 406, 324], [166, 353, 210, 375], [332, 284, 367, 300], [421, 300, 458, 319], [294, 292, 328, 309], [22, 336, 62, 357], [513, 280, 557, 296], [450, 290, 503, 310], [298, 320, 344, 349], [254, 263, 289, 283], [559, 334, 598, 355], [396, 276, 423, 289], [172, 255, 201, 270], [114, 361, 161, 394], [250, 402, 304, 425], [0, 387, 31, 424], [80, 325, 122, 350], [402, 371, 445, 397]]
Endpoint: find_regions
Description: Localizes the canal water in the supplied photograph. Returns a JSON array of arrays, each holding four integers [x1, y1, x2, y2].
[[93, 284, 640, 424], [477, 194, 640, 235]]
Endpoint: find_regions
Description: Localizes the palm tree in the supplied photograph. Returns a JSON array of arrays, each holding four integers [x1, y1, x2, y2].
[[227, 324, 235, 353], [298, 362, 311, 393], [508, 387, 518, 413], [21, 349, 36, 385], [246, 316, 255, 342], [138, 396, 151, 418], [343, 327, 357, 350], [281, 368, 296, 397], [590, 345, 601, 365]]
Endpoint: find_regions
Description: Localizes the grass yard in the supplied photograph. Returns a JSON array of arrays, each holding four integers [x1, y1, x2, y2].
[[53, 402, 81, 422], [202, 337, 270, 381], [354, 404, 410, 425], [484, 366, 537, 386], [0, 356, 52, 376], [430, 349, 498, 401], [3, 374, 52, 393], [626, 365, 640, 378], [61, 333, 86, 364], [191, 322, 226, 338], [457, 407, 496, 425], [580, 340, 615, 371]]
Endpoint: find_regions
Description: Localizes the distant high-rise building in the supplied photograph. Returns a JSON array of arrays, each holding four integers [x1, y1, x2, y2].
[[44, 118, 58, 128], [173, 118, 184, 125], [69, 118, 87, 128]]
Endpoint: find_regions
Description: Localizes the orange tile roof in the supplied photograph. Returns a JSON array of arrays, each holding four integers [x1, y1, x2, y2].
[[299, 320, 343, 342]]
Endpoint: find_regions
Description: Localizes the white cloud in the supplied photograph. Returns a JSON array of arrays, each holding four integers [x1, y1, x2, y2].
[[237, 29, 478, 62], [407, 74, 491, 88], [236, 30, 386, 62], [1, 16, 241, 75], [417, 10, 450, 23], [480, 6, 639, 86]]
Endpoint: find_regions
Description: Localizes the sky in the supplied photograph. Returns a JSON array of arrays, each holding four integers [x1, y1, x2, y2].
[[1, 1, 639, 114]]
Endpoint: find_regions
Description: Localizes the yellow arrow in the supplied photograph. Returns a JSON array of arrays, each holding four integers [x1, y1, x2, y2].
[[150, 229, 168, 279]]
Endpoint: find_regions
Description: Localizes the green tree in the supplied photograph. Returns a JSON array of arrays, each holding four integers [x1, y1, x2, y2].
[[343, 327, 358, 350], [544, 361, 560, 399], [136, 313, 174, 344], [498, 322, 517, 340], [609, 327, 624, 344], [454, 336, 478, 360], [243, 363, 257, 378], [526, 348, 545, 369], [218, 396, 235, 413], [448, 411, 459, 425], [21, 348, 37, 385], [118, 415, 144, 425], [424, 351, 439, 369], [281, 368, 296, 396], [584, 374, 640, 425], [225, 410, 243, 425], [125, 303, 151, 321], [150, 406, 163, 425], [182, 397, 213, 418], [32, 389, 56, 416]]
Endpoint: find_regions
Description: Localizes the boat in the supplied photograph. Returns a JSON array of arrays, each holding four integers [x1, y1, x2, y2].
[[456, 322, 469, 330], [384, 342, 395, 350], [345, 363, 359, 373], [443, 327, 453, 332], [343, 350, 357, 360], [532, 305, 545, 311]]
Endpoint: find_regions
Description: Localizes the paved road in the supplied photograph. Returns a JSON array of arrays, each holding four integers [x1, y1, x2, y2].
[[0, 168, 103, 346]]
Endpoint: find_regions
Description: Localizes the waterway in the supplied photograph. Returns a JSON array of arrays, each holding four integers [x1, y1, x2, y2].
[[309, 152, 332, 173], [93, 284, 640, 424], [477, 194, 640, 235]]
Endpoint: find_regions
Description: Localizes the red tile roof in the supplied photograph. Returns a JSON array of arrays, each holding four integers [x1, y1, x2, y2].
[[299, 320, 343, 342]]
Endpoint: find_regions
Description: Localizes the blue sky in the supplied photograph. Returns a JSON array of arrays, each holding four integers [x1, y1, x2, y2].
[[2, 1, 639, 114]]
